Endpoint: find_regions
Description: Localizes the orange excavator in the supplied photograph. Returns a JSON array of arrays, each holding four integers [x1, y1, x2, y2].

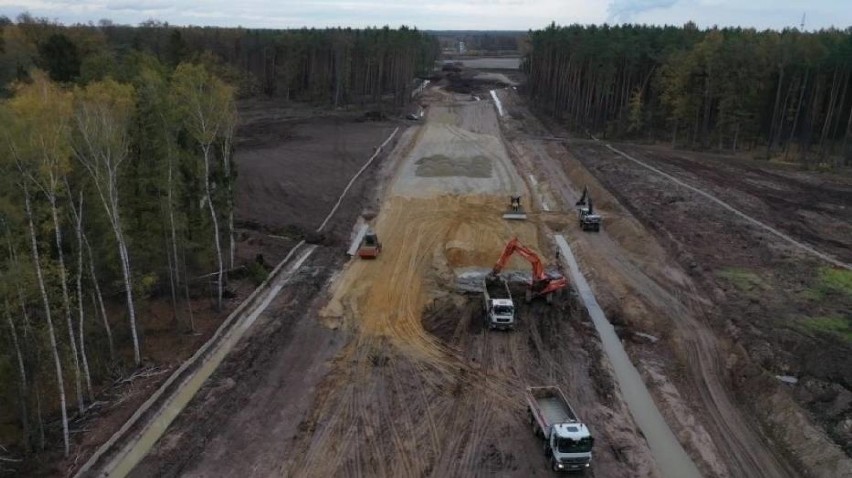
[[491, 237, 568, 303]]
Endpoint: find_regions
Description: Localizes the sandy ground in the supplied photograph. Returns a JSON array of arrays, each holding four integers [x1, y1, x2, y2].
[[116, 67, 849, 478], [130, 86, 658, 477]]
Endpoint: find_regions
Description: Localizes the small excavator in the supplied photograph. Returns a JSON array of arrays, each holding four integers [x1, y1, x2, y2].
[[502, 195, 528, 220], [490, 237, 568, 303], [576, 187, 602, 232]]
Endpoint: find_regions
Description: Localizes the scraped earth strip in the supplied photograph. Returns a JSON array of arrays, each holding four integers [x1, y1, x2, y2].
[[76, 125, 403, 478]]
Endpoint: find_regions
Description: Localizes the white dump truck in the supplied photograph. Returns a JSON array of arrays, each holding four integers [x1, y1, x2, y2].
[[526, 385, 594, 472], [483, 276, 515, 330]]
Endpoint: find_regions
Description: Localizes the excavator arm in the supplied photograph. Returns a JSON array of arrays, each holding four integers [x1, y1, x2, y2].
[[492, 237, 545, 280], [492, 238, 568, 300]]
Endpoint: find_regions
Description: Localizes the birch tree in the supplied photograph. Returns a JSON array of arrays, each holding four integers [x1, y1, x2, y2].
[[22, 96, 86, 414], [72, 79, 141, 365], [219, 99, 238, 270], [3, 75, 72, 455], [4, 300, 29, 452], [172, 63, 234, 311], [66, 188, 93, 399], [22, 180, 70, 456]]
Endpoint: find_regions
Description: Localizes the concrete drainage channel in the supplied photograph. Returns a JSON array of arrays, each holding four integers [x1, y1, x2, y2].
[[554, 235, 702, 478], [74, 127, 400, 478]]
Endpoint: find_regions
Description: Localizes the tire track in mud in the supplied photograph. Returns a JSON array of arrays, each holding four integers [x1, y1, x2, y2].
[[281, 100, 656, 478], [511, 129, 799, 476], [569, 143, 801, 478], [602, 143, 850, 270]]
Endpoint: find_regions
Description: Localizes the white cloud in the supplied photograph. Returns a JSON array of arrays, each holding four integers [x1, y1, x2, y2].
[[0, 0, 848, 29]]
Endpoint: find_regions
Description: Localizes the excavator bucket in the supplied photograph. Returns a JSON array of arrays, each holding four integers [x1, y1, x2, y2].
[[502, 195, 527, 220]]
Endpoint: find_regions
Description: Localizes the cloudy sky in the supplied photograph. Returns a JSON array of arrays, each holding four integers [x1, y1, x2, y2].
[[0, 0, 849, 30]]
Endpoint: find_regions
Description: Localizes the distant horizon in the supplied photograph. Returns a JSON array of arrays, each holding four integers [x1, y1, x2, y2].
[[3, 17, 851, 34], [1, 1, 849, 32]]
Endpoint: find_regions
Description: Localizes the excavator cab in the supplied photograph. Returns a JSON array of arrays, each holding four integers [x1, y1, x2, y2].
[[492, 237, 567, 303], [503, 195, 527, 220], [358, 230, 382, 259]]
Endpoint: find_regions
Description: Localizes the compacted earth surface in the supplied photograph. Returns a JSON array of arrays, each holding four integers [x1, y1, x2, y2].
[[129, 85, 658, 477], [498, 86, 851, 477], [58, 62, 851, 478], [17, 99, 402, 478]]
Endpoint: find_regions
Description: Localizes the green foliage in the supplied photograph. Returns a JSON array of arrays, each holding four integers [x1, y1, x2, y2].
[[138, 273, 159, 298], [38, 33, 80, 82], [627, 88, 644, 133], [246, 262, 269, 286], [717, 268, 768, 293], [801, 316, 852, 343], [526, 24, 852, 164], [0, 21, 436, 457], [803, 267, 852, 301]]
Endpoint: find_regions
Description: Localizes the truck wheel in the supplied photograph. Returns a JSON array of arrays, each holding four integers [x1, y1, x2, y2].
[[551, 457, 560, 472], [544, 443, 552, 457]]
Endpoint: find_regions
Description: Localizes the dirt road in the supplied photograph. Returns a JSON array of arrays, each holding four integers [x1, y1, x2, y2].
[[498, 88, 851, 477], [130, 91, 658, 476], [124, 75, 852, 478]]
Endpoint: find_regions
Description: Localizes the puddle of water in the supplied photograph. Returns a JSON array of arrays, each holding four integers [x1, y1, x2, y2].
[[554, 235, 702, 478]]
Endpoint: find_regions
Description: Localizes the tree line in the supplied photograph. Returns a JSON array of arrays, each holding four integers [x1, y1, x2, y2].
[[524, 23, 852, 166], [0, 62, 237, 460], [0, 15, 438, 466], [1, 15, 439, 106]]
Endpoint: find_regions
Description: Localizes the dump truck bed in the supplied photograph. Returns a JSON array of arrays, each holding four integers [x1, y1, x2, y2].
[[539, 396, 574, 425], [526, 386, 579, 430], [485, 276, 511, 299]]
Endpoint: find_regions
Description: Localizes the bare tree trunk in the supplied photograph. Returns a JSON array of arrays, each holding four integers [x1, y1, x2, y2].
[[116, 226, 140, 364], [767, 65, 784, 159], [84, 233, 113, 361], [786, 69, 809, 161], [74, 96, 140, 365], [220, 127, 236, 270], [164, 225, 179, 326], [202, 145, 224, 311], [23, 183, 69, 456], [164, 132, 183, 327], [5, 301, 30, 452], [733, 122, 740, 153], [46, 184, 84, 414], [182, 245, 196, 332], [35, 385, 44, 451], [69, 191, 94, 400]]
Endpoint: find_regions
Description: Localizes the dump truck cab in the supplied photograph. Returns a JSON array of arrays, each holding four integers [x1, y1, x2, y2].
[[578, 208, 601, 232], [527, 385, 594, 472], [483, 277, 515, 330], [546, 423, 594, 472]]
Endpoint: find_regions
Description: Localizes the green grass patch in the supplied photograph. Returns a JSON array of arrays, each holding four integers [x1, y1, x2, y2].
[[801, 316, 852, 343], [247, 262, 270, 286], [717, 268, 768, 293], [803, 267, 852, 301]]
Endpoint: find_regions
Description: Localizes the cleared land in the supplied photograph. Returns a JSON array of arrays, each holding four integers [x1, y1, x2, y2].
[[499, 86, 851, 476], [129, 88, 657, 477], [105, 62, 850, 478]]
